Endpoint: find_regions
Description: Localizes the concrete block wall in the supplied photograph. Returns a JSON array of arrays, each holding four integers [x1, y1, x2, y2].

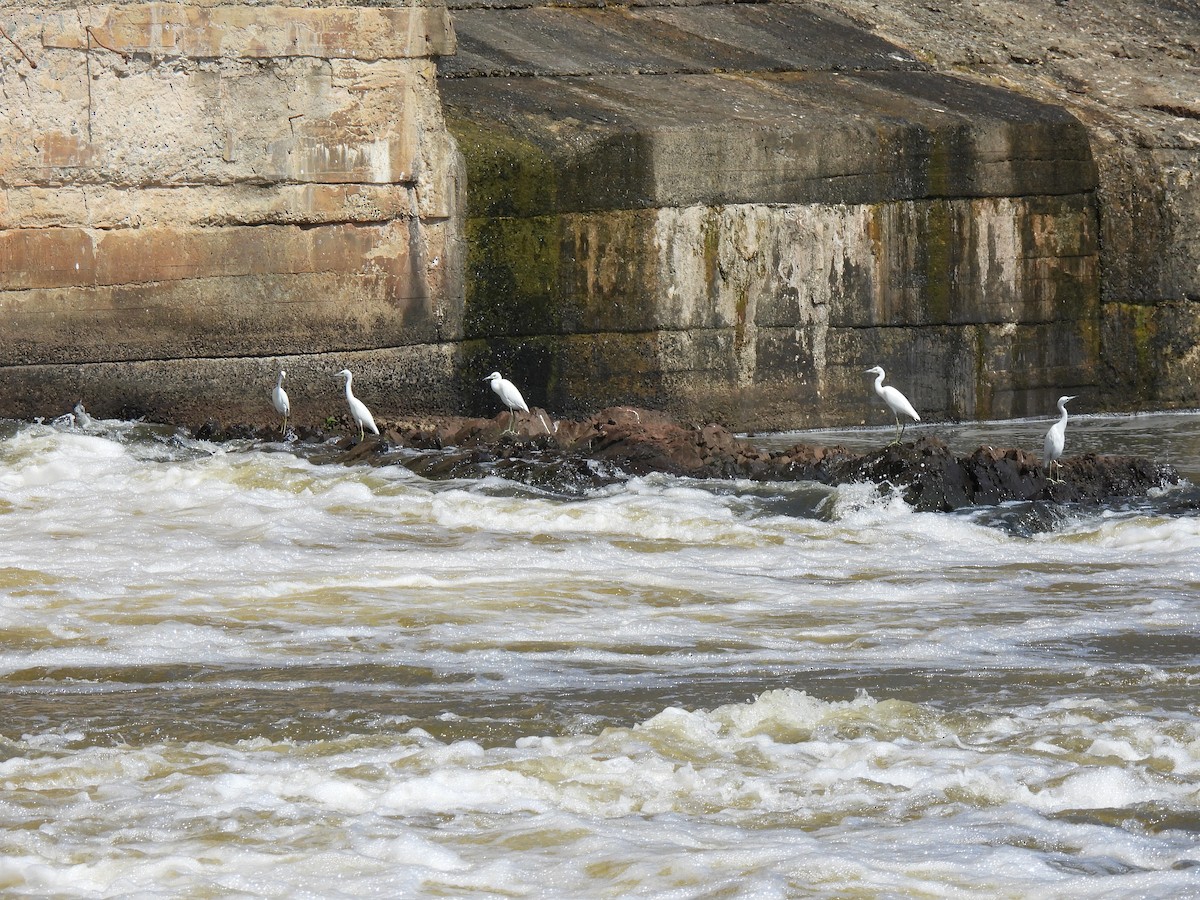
[[442, 3, 1104, 429], [0, 0, 464, 425], [1, 0, 1195, 430]]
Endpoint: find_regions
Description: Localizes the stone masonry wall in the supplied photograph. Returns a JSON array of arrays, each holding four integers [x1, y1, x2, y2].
[[0, 0, 463, 425]]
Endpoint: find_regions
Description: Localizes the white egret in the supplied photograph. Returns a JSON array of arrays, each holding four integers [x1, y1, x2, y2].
[[485, 371, 529, 433], [864, 365, 920, 443], [1043, 395, 1076, 483], [334, 369, 379, 441], [72, 401, 94, 429], [271, 370, 290, 434]]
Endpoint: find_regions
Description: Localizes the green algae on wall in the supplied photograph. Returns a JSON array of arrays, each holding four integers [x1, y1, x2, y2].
[[449, 113, 564, 352], [463, 215, 561, 339], [558, 210, 660, 333], [448, 114, 558, 219], [921, 201, 955, 325], [447, 112, 561, 407], [1102, 303, 1160, 403], [451, 116, 665, 412]]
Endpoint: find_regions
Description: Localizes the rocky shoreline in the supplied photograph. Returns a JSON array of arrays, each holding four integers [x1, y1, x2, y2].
[[195, 407, 1182, 513]]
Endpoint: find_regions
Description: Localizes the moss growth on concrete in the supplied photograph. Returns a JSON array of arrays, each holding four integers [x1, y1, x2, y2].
[[972, 325, 990, 420], [1106, 303, 1157, 400], [446, 113, 557, 220], [449, 105, 669, 414], [448, 111, 565, 348], [733, 278, 753, 368], [922, 201, 953, 324], [559, 210, 660, 333], [463, 215, 562, 340]]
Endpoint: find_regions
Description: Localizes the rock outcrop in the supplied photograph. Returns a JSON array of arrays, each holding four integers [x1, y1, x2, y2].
[[200, 406, 1181, 512]]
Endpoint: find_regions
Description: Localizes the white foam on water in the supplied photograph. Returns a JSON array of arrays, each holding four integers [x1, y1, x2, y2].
[[1, 690, 1197, 897], [2, 421, 1200, 897]]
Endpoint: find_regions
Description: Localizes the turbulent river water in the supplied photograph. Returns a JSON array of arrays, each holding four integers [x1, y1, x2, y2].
[[1, 411, 1198, 898]]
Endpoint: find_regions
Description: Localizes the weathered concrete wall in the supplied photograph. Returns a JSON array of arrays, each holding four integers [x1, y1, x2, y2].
[[819, 0, 1200, 413], [440, 1, 1105, 428], [2, 0, 1196, 430], [0, 0, 463, 424]]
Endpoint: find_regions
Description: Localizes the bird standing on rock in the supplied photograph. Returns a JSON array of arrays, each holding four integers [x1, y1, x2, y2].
[[864, 365, 920, 443], [334, 369, 379, 442], [271, 370, 290, 434], [1043, 395, 1076, 483], [485, 371, 528, 434]]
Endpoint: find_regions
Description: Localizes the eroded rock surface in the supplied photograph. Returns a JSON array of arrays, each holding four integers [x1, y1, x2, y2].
[[197, 407, 1181, 512]]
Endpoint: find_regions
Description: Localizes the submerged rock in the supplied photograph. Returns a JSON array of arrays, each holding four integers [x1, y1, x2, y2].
[[203, 408, 1182, 511]]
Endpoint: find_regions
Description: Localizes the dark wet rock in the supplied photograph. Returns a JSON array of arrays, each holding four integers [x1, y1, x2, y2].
[[196, 407, 1182, 511], [830, 437, 975, 511], [195, 420, 260, 442], [337, 435, 387, 464], [585, 409, 709, 476], [821, 438, 1178, 511]]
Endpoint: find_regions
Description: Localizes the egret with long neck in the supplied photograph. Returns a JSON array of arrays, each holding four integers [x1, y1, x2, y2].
[[271, 370, 290, 434], [864, 365, 920, 444], [1043, 395, 1076, 483], [485, 371, 529, 434], [335, 369, 379, 442]]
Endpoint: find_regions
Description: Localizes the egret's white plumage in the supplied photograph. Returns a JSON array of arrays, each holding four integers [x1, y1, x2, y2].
[[864, 365, 920, 443], [1043, 395, 1076, 482], [485, 371, 528, 433], [72, 401, 94, 429], [271, 370, 290, 434], [335, 369, 379, 441]]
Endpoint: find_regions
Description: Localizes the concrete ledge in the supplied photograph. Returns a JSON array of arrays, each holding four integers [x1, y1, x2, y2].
[[440, 4, 916, 77], [0, 184, 419, 231], [41, 3, 455, 60], [2, 343, 462, 427], [0, 219, 456, 365], [446, 70, 1094, 214]]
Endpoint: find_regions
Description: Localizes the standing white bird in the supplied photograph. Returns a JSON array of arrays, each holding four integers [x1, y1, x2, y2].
[[485, 371, 529, 433], [271, 369, 290, 434], [864, 365, 920, 443], [334, 369, 379, 441], [72, 401, 94, 429], [1043, 395, 1076, 483]]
